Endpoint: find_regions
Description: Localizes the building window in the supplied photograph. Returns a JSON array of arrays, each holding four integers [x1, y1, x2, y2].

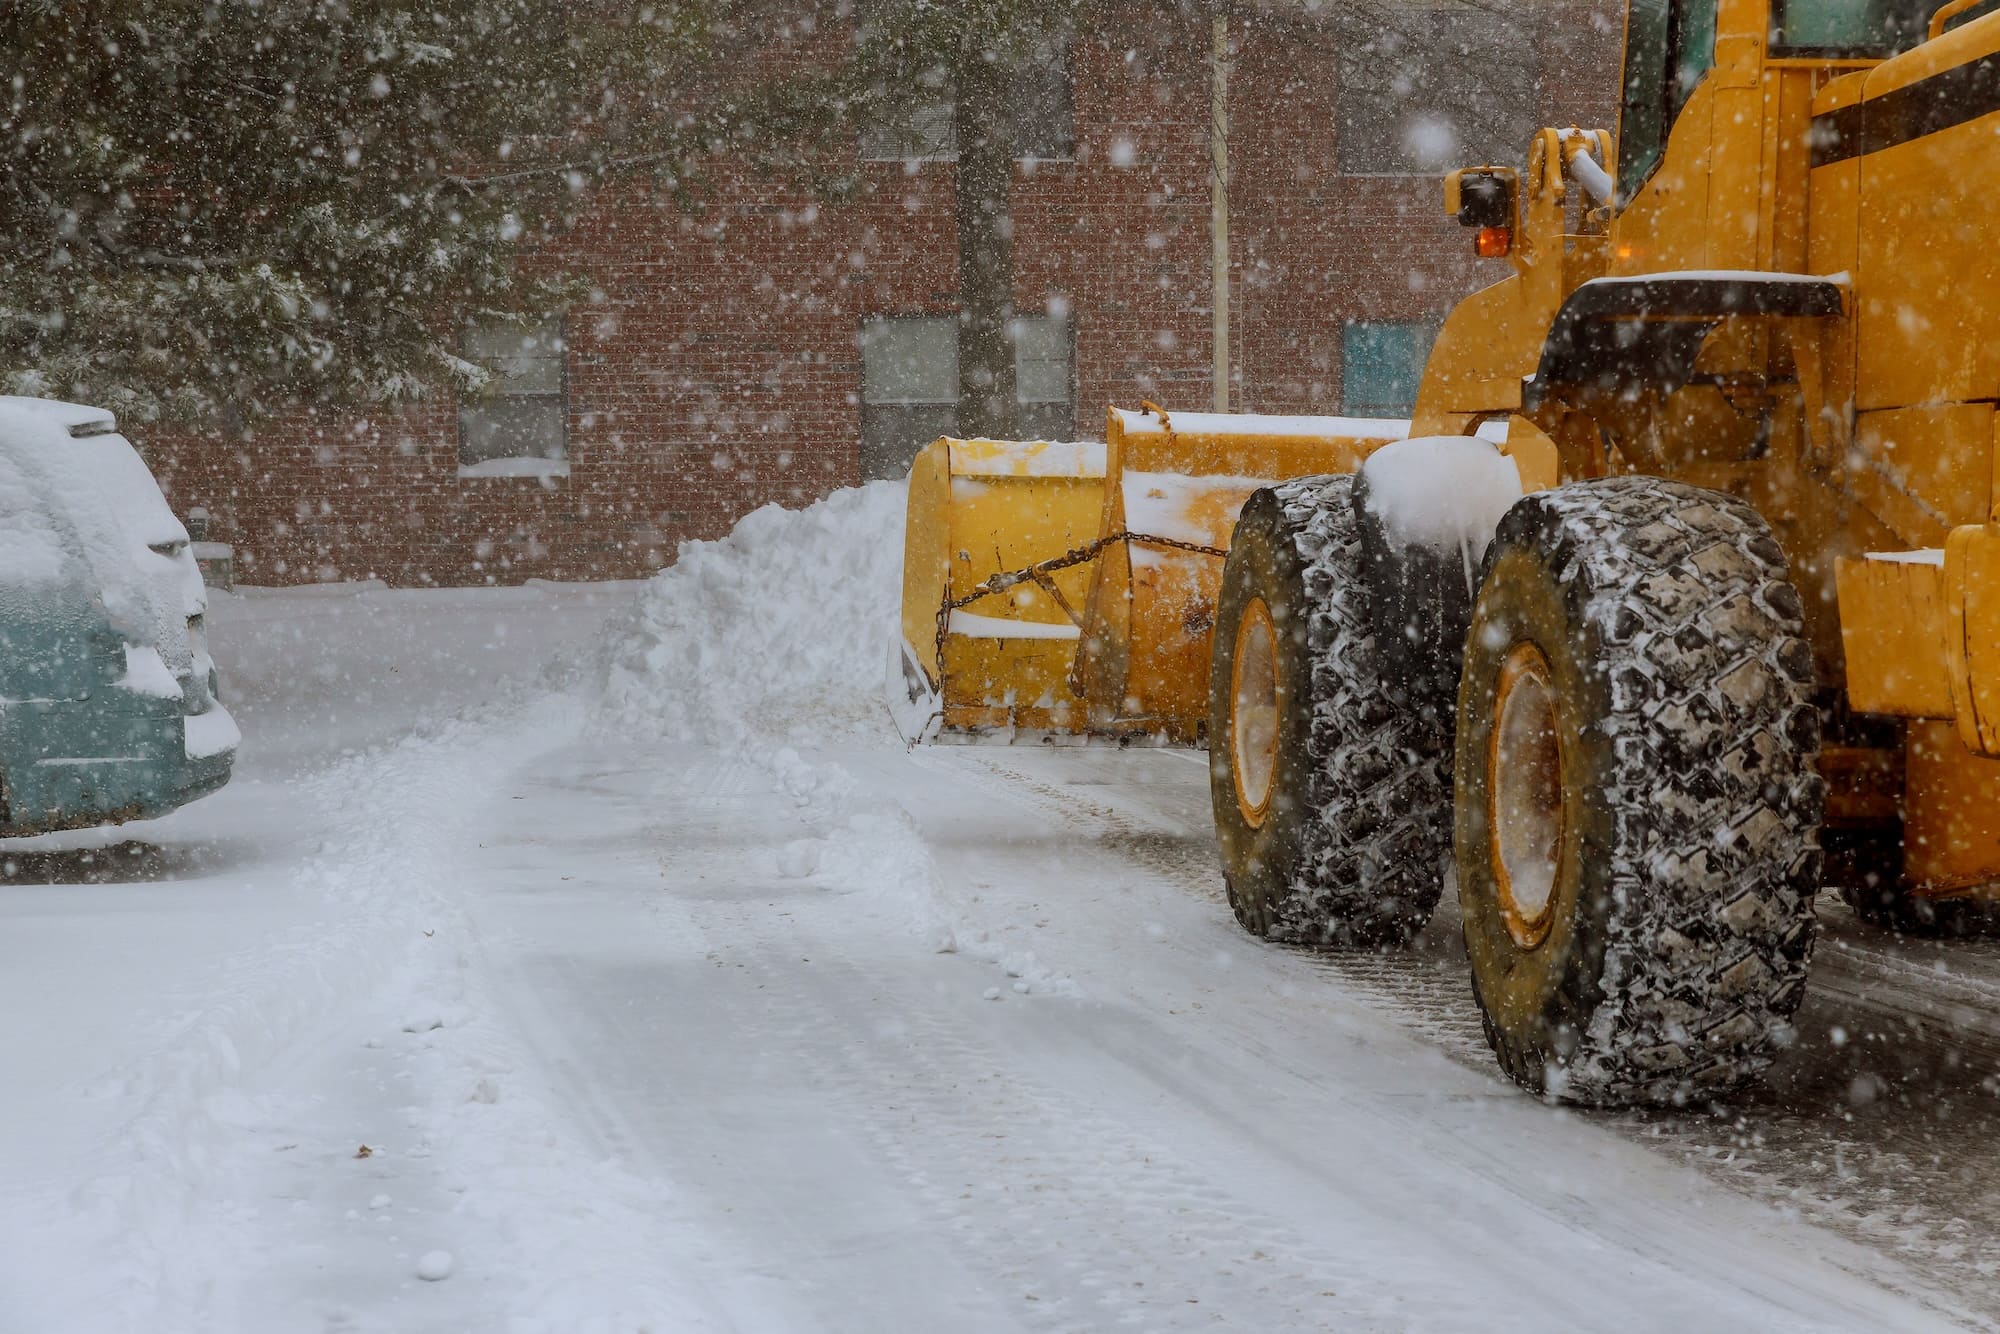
[[1013, 313, 1075, 442], [860, 90, 957, 162], [459, 315, 567, 478], [858, 32, 1074, 162], [1336, 9, 1541, 175], [859, 312, 1077, 480], [1341, 321, 1432, 418], [861, 315, 959, 482]]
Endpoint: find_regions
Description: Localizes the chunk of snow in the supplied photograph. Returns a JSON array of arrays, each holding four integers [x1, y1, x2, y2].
[[184, 704, 241, 760], [1866, 548, 1944, 566], [117, 644, 183, 699], [1112, 408, 1411, 439], [1359, 437, 1524, 594], [595, 482, 906, 745], [776, 839, 821, 878], [415, 1250, 454, 1281], [1582, 269, 1849, 288]]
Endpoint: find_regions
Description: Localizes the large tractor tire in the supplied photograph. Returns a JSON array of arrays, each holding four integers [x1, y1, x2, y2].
[[1455, 477, 1824, 1105], [1208, 475, 1450, 947]]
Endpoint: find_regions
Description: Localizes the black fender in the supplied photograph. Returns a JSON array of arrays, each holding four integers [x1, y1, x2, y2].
[[1350, 435, 1525, 730], [1522, 272, 1845, 410]]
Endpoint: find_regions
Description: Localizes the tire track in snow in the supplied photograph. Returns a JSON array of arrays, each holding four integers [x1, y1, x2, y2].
[[658, 882, 1417, 1328], [949, 746, 2000, 1326], [594, 749, 1431, 1332]]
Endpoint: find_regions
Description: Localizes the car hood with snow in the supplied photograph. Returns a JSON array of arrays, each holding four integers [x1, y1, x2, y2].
[[0, 396, 237, 832]]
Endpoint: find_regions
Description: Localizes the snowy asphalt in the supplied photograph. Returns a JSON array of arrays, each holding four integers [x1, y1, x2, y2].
[[4, 582, 2000, 1331]]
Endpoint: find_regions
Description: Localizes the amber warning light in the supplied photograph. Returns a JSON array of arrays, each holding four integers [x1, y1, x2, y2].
[[1476, 227, 1512, 259]]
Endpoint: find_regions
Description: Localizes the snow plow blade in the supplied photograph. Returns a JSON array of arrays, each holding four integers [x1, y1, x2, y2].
[[892, 409, 1410, 743], [892, 437, 1111, 742]]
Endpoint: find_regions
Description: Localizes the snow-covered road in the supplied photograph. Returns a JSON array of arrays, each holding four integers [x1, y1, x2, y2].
[[8, 490, 2000, 1331]]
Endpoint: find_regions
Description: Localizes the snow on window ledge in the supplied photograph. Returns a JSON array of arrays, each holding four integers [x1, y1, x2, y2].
[[457, 456, 570, 481]]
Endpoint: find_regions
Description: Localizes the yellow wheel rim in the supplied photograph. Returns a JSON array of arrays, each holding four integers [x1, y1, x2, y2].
[[1489, 641, 1564, 950], [1230, 596, 1280, 827]]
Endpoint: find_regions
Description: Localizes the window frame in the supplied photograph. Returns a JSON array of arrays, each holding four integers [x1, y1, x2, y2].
[[1767, 0, 1950, 57], [456, 313, 569, 480], [1013, 311, 1077, 442], [856, 33, 1076, 164], [856, 310, 1079, 478], [859, 314, 961, 482]]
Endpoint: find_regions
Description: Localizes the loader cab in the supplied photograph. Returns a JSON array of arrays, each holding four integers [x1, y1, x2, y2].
[[1617, 0, 1947, 215], [1606, 0, 1970, 276]]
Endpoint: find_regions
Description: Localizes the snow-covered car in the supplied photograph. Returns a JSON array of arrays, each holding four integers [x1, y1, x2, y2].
[[0, 396, 238, 834]]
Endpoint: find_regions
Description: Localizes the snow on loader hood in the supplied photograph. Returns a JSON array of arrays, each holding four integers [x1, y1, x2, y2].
[[595, 481, 908, 745]]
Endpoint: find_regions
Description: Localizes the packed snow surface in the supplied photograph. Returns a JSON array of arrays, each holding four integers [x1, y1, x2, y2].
[[7, 484, 2000, 1332]]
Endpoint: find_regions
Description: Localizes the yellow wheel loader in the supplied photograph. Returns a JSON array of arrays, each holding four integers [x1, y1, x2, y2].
[[897, 0, 2000, 1105]]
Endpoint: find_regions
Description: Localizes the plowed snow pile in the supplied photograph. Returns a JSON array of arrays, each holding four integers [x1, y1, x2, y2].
[[596, 481, 906, 744]]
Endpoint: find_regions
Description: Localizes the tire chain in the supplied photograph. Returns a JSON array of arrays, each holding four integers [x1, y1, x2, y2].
[[1502, 477, 1825, 1104], [1265, 474, 1453, 947]]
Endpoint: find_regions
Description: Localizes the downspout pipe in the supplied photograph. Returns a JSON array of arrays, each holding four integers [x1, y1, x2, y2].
[[1211, 11, 1230, 413]]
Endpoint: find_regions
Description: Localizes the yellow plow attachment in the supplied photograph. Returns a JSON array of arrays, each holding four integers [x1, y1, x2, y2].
[[892, 437, 1110, 741], [892, 408, 1409, 743]]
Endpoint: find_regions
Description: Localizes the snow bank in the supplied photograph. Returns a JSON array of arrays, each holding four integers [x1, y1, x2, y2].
[[592, 481, 1069, 993], [596, 482, 906, 745]]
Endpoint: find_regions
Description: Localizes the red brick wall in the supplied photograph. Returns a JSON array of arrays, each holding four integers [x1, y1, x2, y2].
[[143, 2, 1621, 587]]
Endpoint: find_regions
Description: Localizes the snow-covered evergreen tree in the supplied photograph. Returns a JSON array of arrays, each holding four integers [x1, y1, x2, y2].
[[0, 0, 715, 424]]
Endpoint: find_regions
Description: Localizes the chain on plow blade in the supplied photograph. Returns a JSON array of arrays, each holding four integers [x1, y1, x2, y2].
[[933, 531, 1227, 666]]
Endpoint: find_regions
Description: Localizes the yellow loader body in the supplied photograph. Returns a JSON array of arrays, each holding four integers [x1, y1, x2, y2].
[[1401, 0, 2000, 899]]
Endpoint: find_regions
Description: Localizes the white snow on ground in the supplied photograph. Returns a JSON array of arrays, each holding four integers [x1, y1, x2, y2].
[[2, 488, 1997, 1332]]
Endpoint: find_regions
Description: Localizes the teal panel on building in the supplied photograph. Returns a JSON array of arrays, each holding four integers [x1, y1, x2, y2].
[[1341, 321, 1434, 418]]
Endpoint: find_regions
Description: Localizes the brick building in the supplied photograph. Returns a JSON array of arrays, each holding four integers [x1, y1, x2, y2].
[[146, 1, 1620, 587]]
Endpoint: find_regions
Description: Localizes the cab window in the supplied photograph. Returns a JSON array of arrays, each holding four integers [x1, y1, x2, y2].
[[1617, 0, 1720, 207], [1768, 0, 1947, 56]]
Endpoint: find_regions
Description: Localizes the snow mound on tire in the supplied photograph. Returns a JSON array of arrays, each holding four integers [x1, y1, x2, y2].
[[595, 481, 906, 744]]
